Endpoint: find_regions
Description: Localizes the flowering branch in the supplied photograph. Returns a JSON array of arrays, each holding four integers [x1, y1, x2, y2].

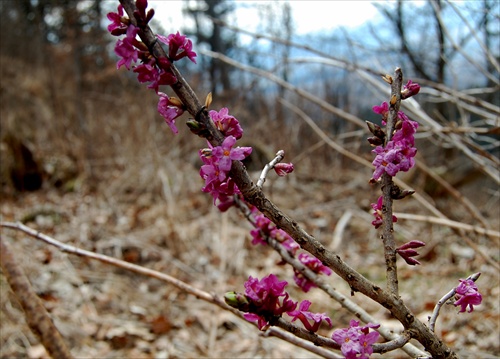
[[380, 68, 404, 295], [234, 193, 428, 358], [108, 0, 480, 358], [428, 272, 482, 332]]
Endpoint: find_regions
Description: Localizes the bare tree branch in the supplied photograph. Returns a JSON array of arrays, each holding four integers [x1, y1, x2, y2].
[[0, 235, 74, 359]]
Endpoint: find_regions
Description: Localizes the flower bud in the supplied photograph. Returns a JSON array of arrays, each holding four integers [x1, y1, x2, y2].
[[186, 120, 210, 137], [200, 148, 213, 157], [274, 163, 294, 177], [146, 8, 155, 23], [382, 74, 393, 84], [390, 186, 415, 200], [367, 136, 384, 147], [366, 121, 386, 140], [224, 291, 250, 312], [401, 80, 421, 99], [205, 92, 213, 108], [390, 94, 398, 105], [168, 97, 184, 107]]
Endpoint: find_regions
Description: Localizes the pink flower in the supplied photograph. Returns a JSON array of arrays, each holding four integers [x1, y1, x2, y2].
[[370, 196, 397, 229], [134, 61, 177, 93], [157, 92, 184, 134], [293, 253, 332, 292], [372, 101, 389, 124], [242, 274, 297, 329], [392, 116, 419, 147], [287, 300, 332, 332], [401, 80, 421, 99], [249, 211, 299, 254], [370, 111, 418, 182], [332, 320, 380, 359], [115, 25, 139, 69], [157, 32, 197, 64], [211, 136, 252, 175], [250, 213, 273, 246], [199, 146, 242, 207], [281, 237, 300, 255], [107, 4, 128, 35], [371, 142, 402, 180], [134, 0, 155, 25], [209, 108, 244, 139], [454, 278, 482, 313], [372, 101, 389, 116]]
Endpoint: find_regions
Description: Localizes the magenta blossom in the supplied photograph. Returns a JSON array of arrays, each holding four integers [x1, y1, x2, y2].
[[401, 80, 421, 99], [370, 135, 417, 181], [209, 108, 244, 139], [370, 196, 397, 229], [157, 92, 184, 134], [158, 32, 197, 64], [293, 253, 332, 292], [272, 228, 299, 255], [372, 101, 389, 118], [332, 320, 380, 359], [454, 278, 482, 313], [211, 136, 252, 175], [199, 146, 243, 207], [249, 211, 299, 254], [243, 274, 297, 330], [250, 213, 273, 246], [287, 300, 332, 332], [134, 61, 177, 93], [371, 87, 419, 182], [107, 4, 128, 35], [115, 25, 139, 70]]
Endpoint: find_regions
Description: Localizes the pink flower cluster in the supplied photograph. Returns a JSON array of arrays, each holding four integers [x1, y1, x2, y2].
[[370, 81, 420, 182], [250, 210, 299, 254], [288, 299, 332, 332], [249, 211, 330, 292], [331, 320, 380, 359], [197, 108, 254, 210], [209, 108, 244, 139], [199, 135, 252, 210], [454, 278, 482, 313], [293, 253, 332, 292], [242, 274, 298, 329], [107, 1, 197, 134], [226, 274, 332, 332], [370, 195, 397, 229]]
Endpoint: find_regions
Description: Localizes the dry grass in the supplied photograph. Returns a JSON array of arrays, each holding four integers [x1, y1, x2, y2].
[[1, 45, 499, 359]]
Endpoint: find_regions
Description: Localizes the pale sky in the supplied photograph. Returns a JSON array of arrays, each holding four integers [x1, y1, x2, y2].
[[150, 1, 379, 36]]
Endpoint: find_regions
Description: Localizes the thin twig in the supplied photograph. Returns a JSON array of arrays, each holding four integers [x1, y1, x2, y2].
[[0, 235, 74, 359], [257, 150, 285, 188], [428, 272, 481, 332], [393, 213, 500, 239], [331, 210, 352, 251]]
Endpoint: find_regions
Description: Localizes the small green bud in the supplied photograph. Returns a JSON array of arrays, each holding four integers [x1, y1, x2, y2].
[[224, 291, 250, 311]]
